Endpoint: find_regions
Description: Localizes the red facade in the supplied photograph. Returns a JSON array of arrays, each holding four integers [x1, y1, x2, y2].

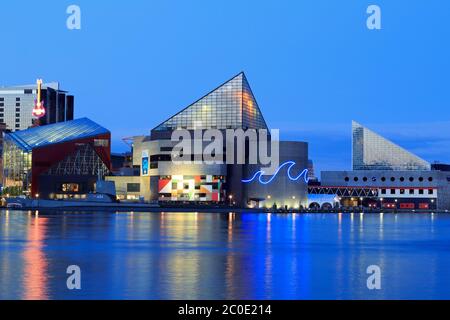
[[30, 133, 111, 196]]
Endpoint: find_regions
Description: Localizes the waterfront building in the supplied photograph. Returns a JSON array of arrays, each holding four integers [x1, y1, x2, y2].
[[311, 122, 450, 210], [0, 81, 74, 132], [352, 121, 430, 171], [2, 118, 111, 199], [107, 72, 309, 208]]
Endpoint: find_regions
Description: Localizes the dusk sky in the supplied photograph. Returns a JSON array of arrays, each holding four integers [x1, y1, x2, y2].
[[1, 0, 449, 173]]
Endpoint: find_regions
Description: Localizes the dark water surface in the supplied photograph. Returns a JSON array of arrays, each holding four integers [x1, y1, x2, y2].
[[1, 210, 450, 300]]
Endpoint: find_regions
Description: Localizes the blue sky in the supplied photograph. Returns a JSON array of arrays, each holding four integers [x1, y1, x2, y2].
[[1, 0, 449, 173]]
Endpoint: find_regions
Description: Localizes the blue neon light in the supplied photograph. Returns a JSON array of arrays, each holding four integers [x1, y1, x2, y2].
[[242, 161, 309, 184]]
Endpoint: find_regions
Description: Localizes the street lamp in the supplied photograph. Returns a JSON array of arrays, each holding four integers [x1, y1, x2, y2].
[[228, 194, 233, 206]]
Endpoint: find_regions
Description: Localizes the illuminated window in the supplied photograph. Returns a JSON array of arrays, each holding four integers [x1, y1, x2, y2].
[[94, 139, 109, 147], [61, 183, 80, 192]]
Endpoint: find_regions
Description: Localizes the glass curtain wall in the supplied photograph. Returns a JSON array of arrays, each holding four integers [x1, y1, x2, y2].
[[2, 135, 32, 194]]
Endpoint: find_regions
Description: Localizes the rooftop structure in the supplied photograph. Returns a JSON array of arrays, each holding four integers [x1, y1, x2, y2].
[[7, 117, 109, 152], [352, 121, 430, 171], [152, 72, 268, 132]]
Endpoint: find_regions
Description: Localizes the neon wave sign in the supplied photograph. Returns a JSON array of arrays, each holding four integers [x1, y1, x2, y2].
[[242, 161, 309, 185]]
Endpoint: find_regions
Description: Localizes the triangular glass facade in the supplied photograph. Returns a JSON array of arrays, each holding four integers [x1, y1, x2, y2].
[[44, 144, 110, 177], [352, 121, 430, 171], [152, 72, 268, 131]]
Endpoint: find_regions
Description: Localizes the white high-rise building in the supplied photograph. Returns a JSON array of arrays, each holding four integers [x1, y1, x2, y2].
[[0, 82, 74, 132]]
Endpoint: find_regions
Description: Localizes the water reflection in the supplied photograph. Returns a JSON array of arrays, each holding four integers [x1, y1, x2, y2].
[[23, 214, 48, 300], [0, 210, 449, 299]]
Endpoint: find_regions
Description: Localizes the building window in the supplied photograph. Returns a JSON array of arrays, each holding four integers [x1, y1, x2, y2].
[[0, 103, 3, 107], [428, 177, 433, 182], [16, 108, 20, 112], [15, 113, 20, 117], [150, 162, 158, 169], [15, 103, 20, 107], [61, 183, 80, 192], [0, 97, 4, 101], [94, 139, 109, 147], [390, 177, 395, 182], [0, 108, 3, 111], [419, 177, 424, 182], [16, 97, 20, 101], [409, 189, 415, 195], [363, 177, 368, 182], [344, 177, 349, 182], [390, 189, 396, 195], [428, 189, 434, 195], [381, 189, 386, 195], [409, 177, 414, 182], [419, 189, 424, 195], [381, 177, 386, 182], [15, 119, 20, 123], [400, 177, 405, 182], [400, 189, 405, 195], [0, 113, 3, 117], [354, 177, 359, 182], [127, 183, 140, 192], [372, 177, 377, 182], [15, 124, 20, 128], [24, 89, 32, 94]]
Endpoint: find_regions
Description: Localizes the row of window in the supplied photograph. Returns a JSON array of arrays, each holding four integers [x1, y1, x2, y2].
[[0, 103, 20, 107], [0, 108, 22, 112], [0, 113, 21, 117], [345, 176, 434, 183], [0, 97, 21, 101], [380, 188, 434, 195]]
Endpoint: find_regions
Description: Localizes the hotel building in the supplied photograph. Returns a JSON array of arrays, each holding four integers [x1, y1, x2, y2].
[[0, 82, 74, 132]]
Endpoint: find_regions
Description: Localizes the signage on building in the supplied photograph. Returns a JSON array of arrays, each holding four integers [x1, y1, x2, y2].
[[142, 150, 149, 176]]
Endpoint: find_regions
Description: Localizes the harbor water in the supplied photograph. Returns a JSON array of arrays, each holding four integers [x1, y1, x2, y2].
[[1, 210, 450, 300]]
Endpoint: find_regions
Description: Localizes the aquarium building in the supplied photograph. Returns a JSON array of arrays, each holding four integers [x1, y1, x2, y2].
[[108, 72, 309, 208], [311, 121, 450, 210], [2, 118, 111, 199]]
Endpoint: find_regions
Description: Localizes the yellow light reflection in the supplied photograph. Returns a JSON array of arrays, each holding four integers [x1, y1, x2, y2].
[[23, 215, 48, 300]]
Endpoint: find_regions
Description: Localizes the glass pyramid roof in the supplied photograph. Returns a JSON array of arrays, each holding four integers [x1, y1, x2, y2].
[[352, 121, 430, 171], [7, 117, 109, 152], [152, 72, 268, 131]]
